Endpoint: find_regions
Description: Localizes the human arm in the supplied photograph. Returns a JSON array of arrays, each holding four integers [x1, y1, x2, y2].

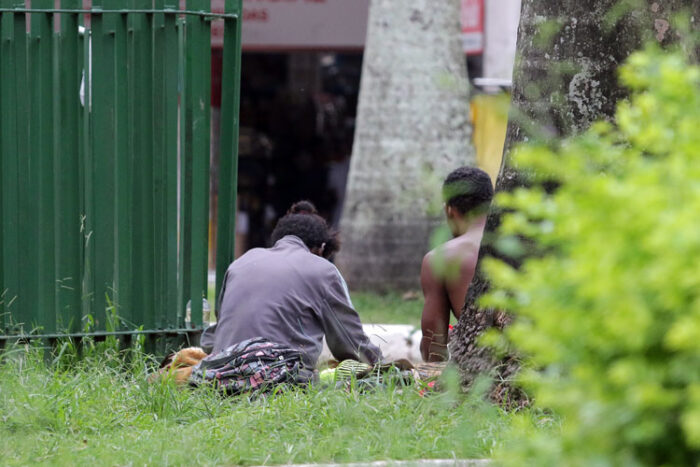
[[318, 268, 383, 365], [420, 252, 451, 362]]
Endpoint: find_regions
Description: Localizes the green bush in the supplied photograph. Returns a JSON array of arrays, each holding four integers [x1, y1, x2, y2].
[[481, 47, 700, 466]]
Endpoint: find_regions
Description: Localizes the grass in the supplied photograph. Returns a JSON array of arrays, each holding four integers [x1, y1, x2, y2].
[[352, 291, 457, 328], [351, 291, 424, 327], [0, 341, 516, 466]]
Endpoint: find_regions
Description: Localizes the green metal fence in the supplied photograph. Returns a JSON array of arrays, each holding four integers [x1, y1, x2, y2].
[[0, 0, 241, 350]]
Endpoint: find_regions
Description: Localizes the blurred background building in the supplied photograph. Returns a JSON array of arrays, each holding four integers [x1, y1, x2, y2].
[[208, 0, 521, 264]]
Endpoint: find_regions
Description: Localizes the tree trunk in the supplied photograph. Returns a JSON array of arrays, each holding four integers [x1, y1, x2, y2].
[[337, 0, 476, 291], [450, 0, 698, 402]]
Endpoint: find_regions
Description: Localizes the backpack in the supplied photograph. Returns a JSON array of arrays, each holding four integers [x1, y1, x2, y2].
[[188, 337, 314, 395]]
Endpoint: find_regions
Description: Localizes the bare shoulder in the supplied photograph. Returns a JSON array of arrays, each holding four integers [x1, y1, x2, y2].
[[442, 235, 480, 260], [422, 248, 436, 266], [438, 236, 480, 287], [421, 249, 442, 286], [423, 235, 481, 287]]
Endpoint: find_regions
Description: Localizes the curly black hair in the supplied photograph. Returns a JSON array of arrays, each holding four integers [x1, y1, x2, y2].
[[442, 166, 494, 216], [271, 201, 340, 259]]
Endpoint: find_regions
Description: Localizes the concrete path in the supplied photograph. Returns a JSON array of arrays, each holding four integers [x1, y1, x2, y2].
[[251, 460, 490, 467]]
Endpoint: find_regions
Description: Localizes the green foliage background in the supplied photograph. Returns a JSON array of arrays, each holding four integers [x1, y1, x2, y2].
[[482, 47, 700, 465]]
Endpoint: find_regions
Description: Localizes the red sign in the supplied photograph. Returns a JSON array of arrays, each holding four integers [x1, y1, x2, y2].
[[461, 0, 484, 55]]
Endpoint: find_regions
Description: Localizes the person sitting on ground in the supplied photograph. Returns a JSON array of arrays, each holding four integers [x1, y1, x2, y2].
[[201, 201, 382, 369], [420, 167, 494, 362]]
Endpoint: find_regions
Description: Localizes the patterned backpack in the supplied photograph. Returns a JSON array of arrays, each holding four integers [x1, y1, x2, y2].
[[188, 337, 314, 396]]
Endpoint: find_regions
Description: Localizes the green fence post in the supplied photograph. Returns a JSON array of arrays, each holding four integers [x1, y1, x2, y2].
[[15, 5, 30, 329], [30, 0, 57, 334], [185, 0, 211, 328], [129, 0, 156, 335], [81, 2, 93, 322], [155, 1, 185, 339], [16, 1, 34, 334], [8, 4, 31, 332], [215, 0, 242, 307], [152, 0, 168, 331], [108, 0, 132, 331], [0, 5, 6, 333], [55, 1, 83, 333], [90, 0, 118, 332], [161, 0, 180, 328], [152, 0, 165, 331], [0, 8, 3, 333], [77, 9, 86, 334], [0, 3, 18, 331], [177, 14, 189, 328]]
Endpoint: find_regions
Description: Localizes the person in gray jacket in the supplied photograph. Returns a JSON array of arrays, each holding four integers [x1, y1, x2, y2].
[[201, 201, 382, 368]]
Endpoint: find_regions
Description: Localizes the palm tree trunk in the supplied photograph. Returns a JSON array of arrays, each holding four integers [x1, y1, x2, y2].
[[450, 0, 698, 401], [337, 0, 476, 291]]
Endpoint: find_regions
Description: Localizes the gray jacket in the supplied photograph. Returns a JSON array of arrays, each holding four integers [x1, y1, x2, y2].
[[200, 235, 382, 367]]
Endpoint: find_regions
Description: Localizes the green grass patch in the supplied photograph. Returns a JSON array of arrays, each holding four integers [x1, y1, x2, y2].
[[352, 291, 457, 328], [0, 343, 516, 466], [351, 291, 423, 327]]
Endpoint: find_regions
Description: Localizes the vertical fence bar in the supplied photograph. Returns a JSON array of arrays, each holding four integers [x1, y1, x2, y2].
[[81, 3, 93, 321], [215, 0, 242, 306], [142, 0, 155, 335], [89, 0, 116, 331], [126, 4, 138, 329], [55, 1, 83, 332], [177, 14, 189, 327], [111, 1, 131, 330], [163, 2, 179, 329], [0, 3, 18, 330], [185, 0, 211, 327], [11, 4, 31, 332], [16, 5, 30, 329], [51, 4, 59, 329], [29, 0, 57, 334], [77, 9, 86, 332], [0, 8, 3, 333], [129, 0, 156, 334], [0, 5, 6, 333], [152, 0, 166, 331]]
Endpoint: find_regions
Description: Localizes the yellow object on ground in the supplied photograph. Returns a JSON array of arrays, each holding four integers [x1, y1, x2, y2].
[[470, 93, 510, 185], [148, 347, 208, 385]]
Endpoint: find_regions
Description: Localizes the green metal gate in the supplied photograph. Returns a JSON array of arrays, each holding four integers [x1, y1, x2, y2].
[[0, 0, 241, 350]]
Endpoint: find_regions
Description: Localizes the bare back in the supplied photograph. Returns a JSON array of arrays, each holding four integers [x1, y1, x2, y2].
[[420, 224, 483, 361], [438, 234, 481, 318]]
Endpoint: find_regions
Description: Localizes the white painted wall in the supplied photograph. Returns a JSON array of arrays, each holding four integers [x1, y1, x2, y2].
[[483, 0, 522, 80]]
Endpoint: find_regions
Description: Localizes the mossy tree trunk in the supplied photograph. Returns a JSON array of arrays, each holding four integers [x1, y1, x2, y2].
[[337, 0, 476, 291], [450, 0, 699, 402]]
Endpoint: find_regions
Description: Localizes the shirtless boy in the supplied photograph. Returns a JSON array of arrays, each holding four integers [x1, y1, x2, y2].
[[420, 167, 494, 362]]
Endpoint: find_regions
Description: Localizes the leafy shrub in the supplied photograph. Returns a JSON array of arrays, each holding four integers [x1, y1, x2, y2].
[[482, 47, 700, 465]]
